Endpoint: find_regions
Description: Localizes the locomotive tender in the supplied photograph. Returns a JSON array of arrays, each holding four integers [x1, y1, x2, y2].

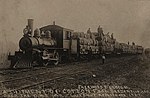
[[8, 19, 144, 68]]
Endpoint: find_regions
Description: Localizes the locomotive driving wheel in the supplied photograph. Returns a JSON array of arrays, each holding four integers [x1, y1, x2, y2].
[[43, 60, 49, 66], [53, 52, 60, 66]]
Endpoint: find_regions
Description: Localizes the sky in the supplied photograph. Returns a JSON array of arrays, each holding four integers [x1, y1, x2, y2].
[[0, 0, 150, 53]]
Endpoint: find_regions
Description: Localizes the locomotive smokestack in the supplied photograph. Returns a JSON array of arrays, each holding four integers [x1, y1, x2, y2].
[[53, 21, 55, 25], [28, 19, 34, 36]]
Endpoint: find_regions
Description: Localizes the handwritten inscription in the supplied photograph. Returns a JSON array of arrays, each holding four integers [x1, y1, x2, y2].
[[1, 85, 149, 97]]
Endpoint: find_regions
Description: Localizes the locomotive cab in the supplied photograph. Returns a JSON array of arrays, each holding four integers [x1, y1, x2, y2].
[[39, 23, 73, 65], [40, 24, 73, 49]]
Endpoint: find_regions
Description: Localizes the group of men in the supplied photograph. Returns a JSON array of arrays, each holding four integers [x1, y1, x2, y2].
[[87, 26, 106, 64], [87, 25, 104, 37]]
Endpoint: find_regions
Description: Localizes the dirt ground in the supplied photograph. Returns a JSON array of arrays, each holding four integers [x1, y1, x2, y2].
[[0, 55, 150, 98], [38, 55, 150, 98]]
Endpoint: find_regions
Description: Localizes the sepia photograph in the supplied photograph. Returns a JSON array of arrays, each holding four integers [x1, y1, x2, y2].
[[0, 0, 150, 97]]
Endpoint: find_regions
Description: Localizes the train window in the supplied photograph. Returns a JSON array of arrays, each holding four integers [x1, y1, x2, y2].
[[67, 31, 71, 39], [64, 31, 71, 40]]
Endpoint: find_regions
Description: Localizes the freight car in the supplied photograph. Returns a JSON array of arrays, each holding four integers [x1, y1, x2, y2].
[[8, 19, 144, 68]]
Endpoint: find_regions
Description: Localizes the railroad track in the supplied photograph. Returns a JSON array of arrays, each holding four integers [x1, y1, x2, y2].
[[0, 62, 86, 83], [0, 67, 46, 75], [0, 61, 89, 82], [0, 66, 89, 97], [0, 60, 85, 76], [0, 55, 136, 83], [0, 55, 136, 76], [14, 69, 89, 90], [0, 55, 138, 97]]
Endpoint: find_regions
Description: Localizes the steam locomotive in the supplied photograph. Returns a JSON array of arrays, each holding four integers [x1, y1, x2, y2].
[[8, 19, 144, 68]]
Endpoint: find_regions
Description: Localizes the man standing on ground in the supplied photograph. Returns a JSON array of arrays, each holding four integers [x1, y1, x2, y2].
[[88, 47, 92, 61], [102, 54, 106, 64]]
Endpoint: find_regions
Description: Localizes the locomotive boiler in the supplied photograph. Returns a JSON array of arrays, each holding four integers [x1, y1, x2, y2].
[[19, 31, 56, 51]]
